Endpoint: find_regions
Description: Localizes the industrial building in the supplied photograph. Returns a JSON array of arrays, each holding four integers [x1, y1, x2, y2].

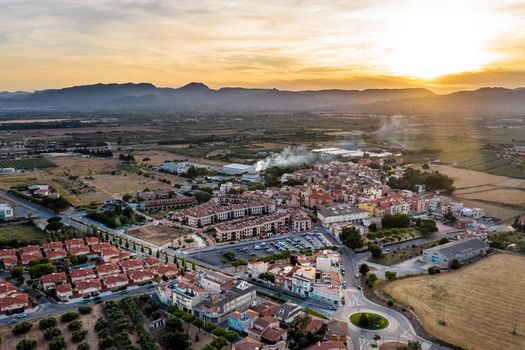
[[221, 163, 256, 175], [422, 238, 489, 268]]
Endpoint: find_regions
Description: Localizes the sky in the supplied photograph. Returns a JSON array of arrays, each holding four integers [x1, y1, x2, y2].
[[1, 0, 525, 93]]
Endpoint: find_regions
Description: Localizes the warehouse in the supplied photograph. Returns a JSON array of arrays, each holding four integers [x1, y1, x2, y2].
[[422, 238, 489, 268], [221, 163, 256, 175]]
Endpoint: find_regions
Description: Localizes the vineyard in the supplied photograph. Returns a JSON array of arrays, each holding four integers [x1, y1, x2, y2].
[[0, 158, 56, 169]]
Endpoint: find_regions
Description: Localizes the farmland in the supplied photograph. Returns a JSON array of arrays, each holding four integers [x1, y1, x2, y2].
[[381, 254, 525, 350], [0, 223, 47, 243], [0, 158, 56, 169]]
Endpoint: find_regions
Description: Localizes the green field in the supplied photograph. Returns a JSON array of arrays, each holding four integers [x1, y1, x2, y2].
[[0, 223, 47, 242], [350, 312, 389, 330], [0, 158, 56, 169]]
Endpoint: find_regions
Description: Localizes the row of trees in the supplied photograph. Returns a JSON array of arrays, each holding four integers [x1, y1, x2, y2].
[[387, 168, 455, 194], [121, 298, 159, 350]]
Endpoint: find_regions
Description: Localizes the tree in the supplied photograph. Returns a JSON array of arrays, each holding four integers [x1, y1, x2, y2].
[[359, 263, 370, 275], [358, 313, 370, 328], [39, 317, 57, 330], [385, 271, 397, 281], [78, 306, 92, 314], [12, 322, 32, 335], [422, 163, 430, 170], [439, 237, 450, 245], [11, 265, 24, 279], [16, 338, 37, 350], [182, 258, 187, 271], [296, 314, 312, 337], [49, 336, 66, 350], [369, 244, 383, 258], [450, 258, 460, 269], [194, 191, 212, 204], [443, 210, 457, 226], [192, 260, 196, 271], [77, 342, 90, 350], [381, 214, 411, 229], [340, 226, 364, 250], [367, 273, 378, 286]]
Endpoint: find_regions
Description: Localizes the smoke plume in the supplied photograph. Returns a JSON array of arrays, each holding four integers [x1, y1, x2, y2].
[[255, 146, 322, 172]]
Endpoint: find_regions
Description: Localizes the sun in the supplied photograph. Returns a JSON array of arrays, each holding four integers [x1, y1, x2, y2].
[[379, 3, 497, 79]]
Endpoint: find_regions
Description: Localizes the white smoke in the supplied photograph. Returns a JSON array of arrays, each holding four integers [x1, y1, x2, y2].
[[376, 114, 413, 150], [255, 146, 320, 172]]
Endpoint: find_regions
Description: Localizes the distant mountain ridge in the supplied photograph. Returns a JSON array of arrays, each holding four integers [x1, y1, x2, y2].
[[1, 82, 524, 114]]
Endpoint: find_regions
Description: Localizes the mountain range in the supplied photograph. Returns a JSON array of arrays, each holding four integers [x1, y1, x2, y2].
[[1, 82, 525, 115]]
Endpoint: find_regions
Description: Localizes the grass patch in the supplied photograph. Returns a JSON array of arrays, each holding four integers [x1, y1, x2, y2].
[[370, 241, 439, 266], [304, 308, 329, 320], [0, 223, 47, 242], [350, 312, 389, 330]]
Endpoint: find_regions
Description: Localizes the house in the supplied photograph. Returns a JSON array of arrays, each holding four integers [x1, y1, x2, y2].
[[120, 259, 144, 273], [254, 301, 279, 317], [305, 317, 326, 334], [42, 242, 63, 252], [314, 250, 340, 273], [40, 272, 67, 290], [1, 256, 18, 269], [68, 245, 91, 257], [198, 270, 235, 293], [195, 280, 256, 324], [96, 263, 121, 277], [0, 280, 17, 298], [70, 268, 97, 283], [65, 238, 85, 250], [85, 236, 100, 245], [20, 252, 44, 265], [99, 247, 121, 263], [75, 279, 102, 297], [157, 279, 209, 313], [0, 248, 16, 260], [45, 248, 67, 261], [0, 293, 30, 315], [103, 274, 129, 290], [151, 264, 179, 279], [422, 238, 489, 268], [317, 206, 369, 227], [19, 245, 41, 254], [228, 309, 260, 333], [55, 283, 73, 302], [271, 302, 303, 324], [312, 284, 342, 305], [306, 340, 346, 350], [247, 260, 269, 279], [143, 256, 160, 268], [247, 316, 287, 343], [129, 269, 155, 285], [0, 203, 14, 220], [325, 320, 348, 343], [233, 336, 264, 350]]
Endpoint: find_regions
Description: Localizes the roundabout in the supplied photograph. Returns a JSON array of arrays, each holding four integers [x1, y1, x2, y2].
[[350, 312, 389, 330]]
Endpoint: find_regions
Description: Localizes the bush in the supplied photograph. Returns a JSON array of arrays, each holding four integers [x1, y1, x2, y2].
[[12, 322, 32, 336], [385, 271, 397, 280], [387, 300, 394, 307], [43, 327, 62, 340], [450, 258, 460, 269], [68, 319, 83, 331], [78, 306, 92, 314], [95, 317, 108, 332], [77, 342, 90, 350], [49, 336, 67, 350], [61, 311, 79, 323], [16, 338, 37, 350], [39, 317, 57, 330], [72, 330, 88, 342]]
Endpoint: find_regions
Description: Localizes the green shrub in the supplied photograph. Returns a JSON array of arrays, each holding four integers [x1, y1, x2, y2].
[[68, 319, 83, 331], [12, 322, 32, 336], [39, 317, 57, 330], [72, 330, 88, 343], [16, 338, 37, 350], [49, 336, 66, 350], [78, 306, 93, 314], [77, 342, 90, 350], [43, 327, 62, 340], [61, 311, 79, 323]]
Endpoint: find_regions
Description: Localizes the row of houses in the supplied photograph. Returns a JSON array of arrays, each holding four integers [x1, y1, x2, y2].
[[39, 255, 178, 302], [173, 198, 276, 227], [214, 209, 312, 242]]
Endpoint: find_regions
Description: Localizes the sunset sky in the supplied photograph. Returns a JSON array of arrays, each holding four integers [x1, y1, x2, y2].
[[2, 0, 525, 93]]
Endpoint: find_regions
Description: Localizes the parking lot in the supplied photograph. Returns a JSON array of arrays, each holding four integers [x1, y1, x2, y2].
[[187, 232, 333, 268]]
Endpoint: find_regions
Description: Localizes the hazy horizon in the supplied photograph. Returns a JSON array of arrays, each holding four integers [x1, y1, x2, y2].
[[2, 1, 525, 93]]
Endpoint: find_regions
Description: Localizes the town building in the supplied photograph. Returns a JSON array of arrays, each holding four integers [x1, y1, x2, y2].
[[0, 203, 14, 220], [222, 164, 256, 175], [317, 206, 369, 227]]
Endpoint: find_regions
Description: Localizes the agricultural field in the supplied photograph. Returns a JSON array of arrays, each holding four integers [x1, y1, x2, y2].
[[0, 158, 56, 169], [127, 223, 195, 246], [0, 305, 104, 350], [0, 156, 181, 207], [381, 254, 525, 350], [429, 164, 525, 222]]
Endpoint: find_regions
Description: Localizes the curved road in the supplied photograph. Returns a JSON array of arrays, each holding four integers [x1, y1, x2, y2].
[[334, 245, 449, 350]]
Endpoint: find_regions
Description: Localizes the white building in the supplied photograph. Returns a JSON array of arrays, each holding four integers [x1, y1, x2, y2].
[[0, 203, 14, 220], [317, 206, 369, 227], [460, 207, 485, 219], [222, 163, 256, 175]]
